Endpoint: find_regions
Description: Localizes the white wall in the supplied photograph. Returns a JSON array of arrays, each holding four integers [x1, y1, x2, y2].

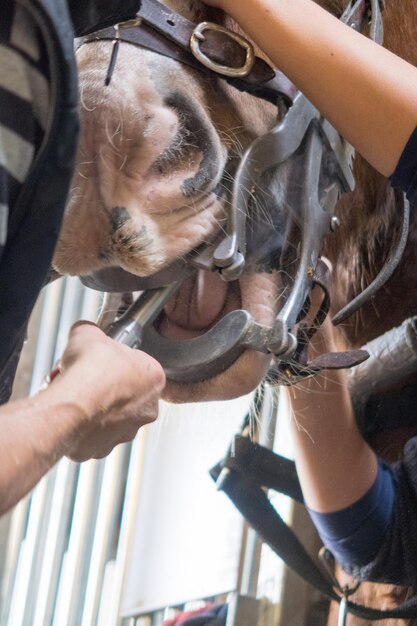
[[122, 396, 253, 616]]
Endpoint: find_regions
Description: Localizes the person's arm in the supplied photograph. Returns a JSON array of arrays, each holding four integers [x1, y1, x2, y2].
[[285, 284, 396, 569], [0, 322, 165, 515], [203, 0, 417, 178], [287, 312, 378, 513]]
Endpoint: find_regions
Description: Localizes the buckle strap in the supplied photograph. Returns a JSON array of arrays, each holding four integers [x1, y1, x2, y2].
[[82, 0, 297, 106], [269, 259, 369, 385], [210, 450, 340, 601], [211, 436, 417, 620]]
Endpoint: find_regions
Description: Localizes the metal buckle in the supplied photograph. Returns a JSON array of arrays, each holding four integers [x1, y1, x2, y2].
[[319, 548, 361, 626], [190, 22, 255, 78]]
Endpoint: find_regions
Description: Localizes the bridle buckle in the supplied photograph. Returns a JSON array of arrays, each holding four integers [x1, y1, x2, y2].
[[190, 22, 255, 78]]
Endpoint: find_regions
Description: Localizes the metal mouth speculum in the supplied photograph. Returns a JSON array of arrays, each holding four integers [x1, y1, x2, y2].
[[81, 92, 355, 384], [140, 93, 354, 382]]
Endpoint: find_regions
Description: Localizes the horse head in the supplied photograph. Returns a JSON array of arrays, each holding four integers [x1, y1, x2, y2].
[[53, 0, 417, 405]]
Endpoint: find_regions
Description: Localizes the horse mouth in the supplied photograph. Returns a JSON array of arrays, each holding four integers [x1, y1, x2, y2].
[[152, 269, 278, 403], [158, 270, 240, 340]]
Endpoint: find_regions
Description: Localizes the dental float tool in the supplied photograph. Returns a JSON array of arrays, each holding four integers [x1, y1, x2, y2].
[[104, 281, 181, 348]]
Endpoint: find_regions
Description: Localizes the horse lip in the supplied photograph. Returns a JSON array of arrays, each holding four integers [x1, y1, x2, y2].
[[79, 259, 194, 292]]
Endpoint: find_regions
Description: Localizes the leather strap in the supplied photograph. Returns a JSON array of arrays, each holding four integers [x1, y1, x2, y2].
[[211, 435, 417, 621], [270, 260, 370, 385], [82, 0, 295, 105]]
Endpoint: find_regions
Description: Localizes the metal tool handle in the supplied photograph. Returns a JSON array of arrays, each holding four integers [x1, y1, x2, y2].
[[105, 282, 180, 348]]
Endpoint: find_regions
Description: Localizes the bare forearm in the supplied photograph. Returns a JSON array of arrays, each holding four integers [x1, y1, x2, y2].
[[0, 387, 85, 514], [0, 323, 165, 515], [287, 323, 377, 512], [224, 0, 417, 176]]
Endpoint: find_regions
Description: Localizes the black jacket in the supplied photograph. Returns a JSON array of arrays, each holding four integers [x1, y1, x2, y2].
[[0, 0, 140, 402]]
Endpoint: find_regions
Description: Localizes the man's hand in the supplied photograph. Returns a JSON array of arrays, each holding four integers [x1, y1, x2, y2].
[[0, 322, 165, 514], [47, 321, 166, 461]]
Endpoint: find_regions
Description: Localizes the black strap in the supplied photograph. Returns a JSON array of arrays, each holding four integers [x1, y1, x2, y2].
[[210, 436, 417, 621]]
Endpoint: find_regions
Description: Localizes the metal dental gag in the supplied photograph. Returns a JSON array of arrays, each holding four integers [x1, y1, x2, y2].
[[82, 88, 363, 383]]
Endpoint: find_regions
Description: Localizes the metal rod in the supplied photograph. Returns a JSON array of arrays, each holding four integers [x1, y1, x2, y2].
[[52, 460, 103, 626], [105, 283, 181, 348], [33, 461, 78, 626], [81, 445, 128, 626], [103, 434, 149, 626]]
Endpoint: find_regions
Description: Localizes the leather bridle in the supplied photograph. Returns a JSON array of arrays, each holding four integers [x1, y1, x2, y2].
[[83, 0, 298, 105]]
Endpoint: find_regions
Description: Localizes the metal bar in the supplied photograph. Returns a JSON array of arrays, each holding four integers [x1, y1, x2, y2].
[[103, 433, 149, 626], [81, 445, 128, 626], [32, 460, 79, 626], [52, 459, 103, 626], [53, 277, 87, 357], [97, 560, 117, 626], [29, 278, 66, 392], [0, 500, 29, 622], [239, 387, 279, 597], [6, 476, 52, 626]]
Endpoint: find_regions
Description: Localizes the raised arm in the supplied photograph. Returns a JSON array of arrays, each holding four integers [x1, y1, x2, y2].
[[287, 310, 378, 513], [285, 285, 397, 573], [0, 322, 165, 515], [204, 0, 417, 178]]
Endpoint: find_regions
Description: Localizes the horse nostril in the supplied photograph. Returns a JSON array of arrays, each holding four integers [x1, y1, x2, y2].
[[108, 207, 153, 256], [110, 206, 131, 231]]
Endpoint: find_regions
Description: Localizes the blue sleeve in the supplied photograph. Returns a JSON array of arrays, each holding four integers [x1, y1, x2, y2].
[[390, 126, 417, 204], [308, 460, 395, 568]]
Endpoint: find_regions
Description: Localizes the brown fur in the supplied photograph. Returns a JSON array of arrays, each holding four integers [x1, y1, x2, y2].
[[317, 2, 417, 624]]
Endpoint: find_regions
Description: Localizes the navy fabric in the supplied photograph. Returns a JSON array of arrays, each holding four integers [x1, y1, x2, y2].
[[0, 6, 51, 265], [390, 125, 417, 204], [309, 460, 395, 568], [340, 438, 417, 585]]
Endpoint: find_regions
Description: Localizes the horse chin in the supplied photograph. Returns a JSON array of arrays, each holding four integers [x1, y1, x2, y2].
[[162, 349, 273, 403], [159, 271, 278, 402]]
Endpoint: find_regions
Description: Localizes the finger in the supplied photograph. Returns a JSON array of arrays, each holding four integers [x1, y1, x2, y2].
[[68, 320, 103, 341], [124, 399, 160, 425], [66, 402, 159, 462], [122, 349, 166, 397]]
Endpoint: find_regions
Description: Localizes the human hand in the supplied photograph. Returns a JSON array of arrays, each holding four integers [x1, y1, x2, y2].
[[47, 321, 165, 461]]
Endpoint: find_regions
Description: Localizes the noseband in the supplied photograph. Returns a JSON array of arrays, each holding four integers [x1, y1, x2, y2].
[[79, 0, 408, 384]]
